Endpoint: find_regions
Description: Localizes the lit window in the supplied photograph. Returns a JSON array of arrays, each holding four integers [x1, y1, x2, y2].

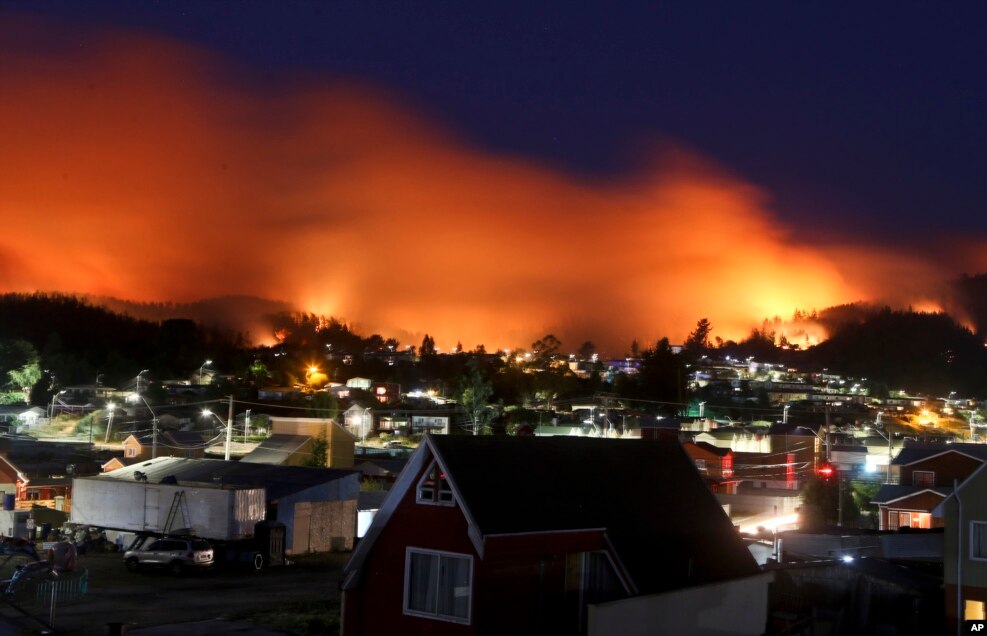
[[892, 511, 931, 529], [417, 462, 453, 506], [966, 600, 986, 620], [404, 548, 472, 623], [125, 447, 137, 458], [912, 470, 935, 487]]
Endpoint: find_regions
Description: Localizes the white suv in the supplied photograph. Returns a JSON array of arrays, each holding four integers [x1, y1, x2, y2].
[[124, 536, 214, 575]]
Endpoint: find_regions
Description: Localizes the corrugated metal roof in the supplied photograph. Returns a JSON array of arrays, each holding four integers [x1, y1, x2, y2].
[[94, 456, 357, 500], [239, 434, 311, 465]]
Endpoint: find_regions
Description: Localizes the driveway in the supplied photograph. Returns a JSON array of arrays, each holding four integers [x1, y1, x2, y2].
[[0, 549, 347, 635]]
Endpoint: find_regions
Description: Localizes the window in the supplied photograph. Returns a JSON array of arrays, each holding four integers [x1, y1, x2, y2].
[[417, 462, 453, 505], [971, 522, 987, 561], [125, 447, 137, 458], [404, 548, 472, 623], [694, 459, 707, 474], [912, 470, 935, 487], [966, 600, 986, 620], [890, 510, 931, 530]]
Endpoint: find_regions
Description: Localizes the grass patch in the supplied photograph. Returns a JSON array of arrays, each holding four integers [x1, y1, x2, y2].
[[228, 598, 340, 635]]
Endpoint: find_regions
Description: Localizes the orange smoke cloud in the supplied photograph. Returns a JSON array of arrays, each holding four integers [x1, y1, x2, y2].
[[0, 17, 968, 353]]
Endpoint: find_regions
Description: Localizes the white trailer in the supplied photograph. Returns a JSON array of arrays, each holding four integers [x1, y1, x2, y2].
[[70, 477, 266, 541]]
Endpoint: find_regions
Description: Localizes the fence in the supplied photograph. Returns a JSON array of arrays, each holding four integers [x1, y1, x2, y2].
[[35, 568, 88, 606]]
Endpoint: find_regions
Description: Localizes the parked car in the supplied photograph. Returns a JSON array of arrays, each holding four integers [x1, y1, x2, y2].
[[123, 536, 214, 575]]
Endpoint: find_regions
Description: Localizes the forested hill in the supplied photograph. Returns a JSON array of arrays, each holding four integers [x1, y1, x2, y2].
[[805, 308, 987, 396], [0, 293, 244, 389]]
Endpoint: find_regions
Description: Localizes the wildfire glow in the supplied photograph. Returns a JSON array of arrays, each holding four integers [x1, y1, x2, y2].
[[0, 16, 980, 352]]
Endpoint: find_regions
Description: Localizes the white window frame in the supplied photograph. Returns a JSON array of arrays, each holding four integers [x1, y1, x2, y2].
[[416, 461, 454, 506], [403, 547, 473, 624], [970, 521, 987, 562]]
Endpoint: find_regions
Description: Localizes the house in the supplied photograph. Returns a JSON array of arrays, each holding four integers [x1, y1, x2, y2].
[[240, 416, 354, 468], [120, 431, 209, 462], [342, 435, 766, 635], [372, 382, 401, 404], [872, 442, 987, 531], [257, 386, 298, 401], [0, 455, 28, 508], [681, 441, 734, 491], [940, 458, 987, 630], [410, 415, 450, 435]]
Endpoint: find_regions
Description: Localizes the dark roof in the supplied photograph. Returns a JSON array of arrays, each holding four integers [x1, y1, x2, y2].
[[428, 435, 759, 594], [686, 441, 732, 456], [353, 457, 409, 477], [893, 442, 987, 466], [240, 434, 312, 465], [358, 490, 389, 511], [98, 456, 358, 500], [871, 484, 952, 504], [831, 444, 868, 453]]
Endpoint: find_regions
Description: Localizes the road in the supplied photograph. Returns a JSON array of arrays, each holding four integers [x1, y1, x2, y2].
[[0, 549, 347, 635]]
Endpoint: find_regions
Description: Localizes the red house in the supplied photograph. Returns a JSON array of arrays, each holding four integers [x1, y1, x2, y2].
[[872, 442, 987, 530], [682, 441, 734, 491], [341, 435, 761, 635]]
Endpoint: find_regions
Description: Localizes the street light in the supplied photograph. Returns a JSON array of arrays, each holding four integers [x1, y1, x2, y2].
[[104, 403, 116, 444], [199, 360, 212, 385], [362, 407, 372, 444], [48, 390, 66, 421], [136, 369, 149, 394], [204, 397, 234, 460]]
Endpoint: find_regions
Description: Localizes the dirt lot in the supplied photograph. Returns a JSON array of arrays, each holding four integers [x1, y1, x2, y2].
[[0, 548, 349, 635]]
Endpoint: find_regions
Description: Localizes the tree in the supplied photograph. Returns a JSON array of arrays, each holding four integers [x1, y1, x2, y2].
[[0, 340, 41, 404], [460, 359, 495, 435], [531, 334, 561, 361], [577, 341, 596, 360], [420, 334, 436, 357], [684, 318, 713, 359], [305, 430, 328, 467], [311, 392, 339, 420]]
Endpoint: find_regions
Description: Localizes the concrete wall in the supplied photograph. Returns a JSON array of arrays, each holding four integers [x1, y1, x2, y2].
[[587, 573, 772, 636]]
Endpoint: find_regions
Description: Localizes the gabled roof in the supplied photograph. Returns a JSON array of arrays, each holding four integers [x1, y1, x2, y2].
[[240, 434, 313, 465], [96, 456, 357, 500], [871, 484, 952, 505], [346, 435, 758, 596], [684, 440, 732, 457], [893, 442, 987, 466]]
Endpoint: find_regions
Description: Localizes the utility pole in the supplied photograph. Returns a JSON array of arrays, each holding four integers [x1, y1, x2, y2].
[[224, 395, 234, 461], [104, 404, 116, 444], [244, 409, 251, 443], [837, 474, 843, 527], [151, 415, 159, 459]]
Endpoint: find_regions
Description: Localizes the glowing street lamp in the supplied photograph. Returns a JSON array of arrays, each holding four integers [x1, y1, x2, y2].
[[204, 399, 234, 460], [104, 403, 116, 444], [199, 360, 212, 385], [136, 369, 150, 394]]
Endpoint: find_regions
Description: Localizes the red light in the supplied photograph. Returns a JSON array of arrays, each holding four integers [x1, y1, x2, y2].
[[817, 463, 835, 479]]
